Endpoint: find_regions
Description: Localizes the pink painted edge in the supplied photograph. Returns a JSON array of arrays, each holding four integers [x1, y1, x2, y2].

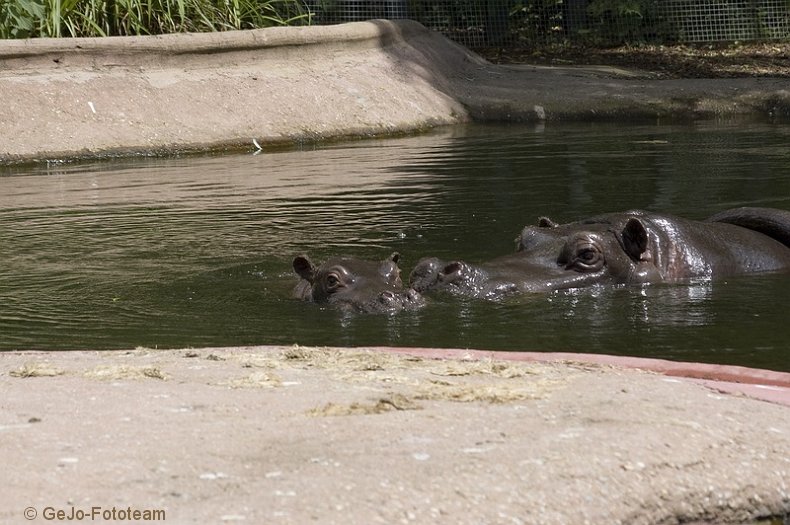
[[358, 346, 790, 407]]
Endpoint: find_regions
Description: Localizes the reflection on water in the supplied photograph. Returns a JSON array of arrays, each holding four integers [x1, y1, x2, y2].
[[1, 122, 789, 371], [625, 281, 715, 327]]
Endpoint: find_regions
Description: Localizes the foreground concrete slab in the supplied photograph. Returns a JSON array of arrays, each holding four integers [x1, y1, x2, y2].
[[2, 346, 788, 523], [3, 20, 790, 162]]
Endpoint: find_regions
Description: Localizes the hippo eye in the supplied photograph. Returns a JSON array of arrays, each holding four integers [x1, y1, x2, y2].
[[579, 249, 597, 262], [325, 273, 342, 290], [568, 242, 604, 272]]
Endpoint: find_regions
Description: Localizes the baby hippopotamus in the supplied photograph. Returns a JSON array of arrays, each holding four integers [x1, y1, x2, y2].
[[293, 252, 425, 313], [410, 207, 790, 299]]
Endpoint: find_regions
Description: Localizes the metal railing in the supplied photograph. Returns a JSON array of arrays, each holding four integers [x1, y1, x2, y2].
[[305, 0, 790, 46]]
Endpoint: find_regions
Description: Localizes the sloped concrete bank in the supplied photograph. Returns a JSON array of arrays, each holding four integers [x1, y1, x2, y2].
[[2, 346, 789, 524], [3, 20, 790, 162]]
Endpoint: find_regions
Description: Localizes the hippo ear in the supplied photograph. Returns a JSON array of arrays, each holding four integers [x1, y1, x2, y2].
[[381, 252, 402, 283], [622, 218, 649, 260], [538, 217, 558, 228], [440, 262, 464, 283], [293, 255, 317, 283]]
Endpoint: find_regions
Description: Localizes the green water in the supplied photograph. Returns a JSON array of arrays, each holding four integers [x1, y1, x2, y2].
[[1, 122, 789, 371]]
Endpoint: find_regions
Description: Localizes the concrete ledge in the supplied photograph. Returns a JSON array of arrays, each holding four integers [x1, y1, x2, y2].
[[0, 20, 418, 68], [3, 20, 790, 162], [0, 21, 468, 162]]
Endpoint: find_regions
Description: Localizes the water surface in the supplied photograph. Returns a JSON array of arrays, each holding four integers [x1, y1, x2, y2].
[[1, 122, 789, 371]]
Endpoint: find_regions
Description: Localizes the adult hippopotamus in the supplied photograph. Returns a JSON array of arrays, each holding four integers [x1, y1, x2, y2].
[[293, 252, 425, 313], [410, 207, 790, 299]]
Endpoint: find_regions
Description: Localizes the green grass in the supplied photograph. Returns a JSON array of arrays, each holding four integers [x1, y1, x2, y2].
[[0, 0, 311, 38]]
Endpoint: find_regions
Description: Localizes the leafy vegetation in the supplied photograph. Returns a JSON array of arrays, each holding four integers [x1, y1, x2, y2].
[[0, 0, 311, 38], [507, 0, 674, 46], [585, 0, 672, 44]]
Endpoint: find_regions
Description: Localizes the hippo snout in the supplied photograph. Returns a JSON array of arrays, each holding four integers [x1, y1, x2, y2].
[[376, 287, 425, 311], [406, 288, 423, 303], [378, 290, 399, 307], [409, 257, 445, 293]]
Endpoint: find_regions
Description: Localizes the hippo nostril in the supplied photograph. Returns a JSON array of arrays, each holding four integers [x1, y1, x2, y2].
[[380, 291, 396, 302]]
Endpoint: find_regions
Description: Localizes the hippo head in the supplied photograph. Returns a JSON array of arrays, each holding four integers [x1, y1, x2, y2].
[[408, 256, 446, 294], [293, 252, 425, 313], [511, 214, 665, 290], [410, 213, 667, 298]]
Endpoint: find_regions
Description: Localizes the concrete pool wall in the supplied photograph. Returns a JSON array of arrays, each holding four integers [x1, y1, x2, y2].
[[3, 19, 790, 162]]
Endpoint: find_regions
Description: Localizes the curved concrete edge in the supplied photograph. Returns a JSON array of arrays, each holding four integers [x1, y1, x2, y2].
[[139, 344, 788, 407], [0, 21, 396, 60], [369, 347, 790, 387], [0, 20, 436, 70], [3, 20, 790, 162], [366, 346, 790, 406]]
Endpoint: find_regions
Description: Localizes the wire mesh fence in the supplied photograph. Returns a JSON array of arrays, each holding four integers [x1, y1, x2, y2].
[[305, 0, 790, 47]]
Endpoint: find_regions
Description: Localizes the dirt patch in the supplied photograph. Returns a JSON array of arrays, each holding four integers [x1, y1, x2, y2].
[[8, 361, 66, 378], [83, 364, 168, 381], [309, 393, 423, 416], [480, 42, 790, 78]]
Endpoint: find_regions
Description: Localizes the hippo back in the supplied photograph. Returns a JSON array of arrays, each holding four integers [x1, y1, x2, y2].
[[706, 207, 790, 249]]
